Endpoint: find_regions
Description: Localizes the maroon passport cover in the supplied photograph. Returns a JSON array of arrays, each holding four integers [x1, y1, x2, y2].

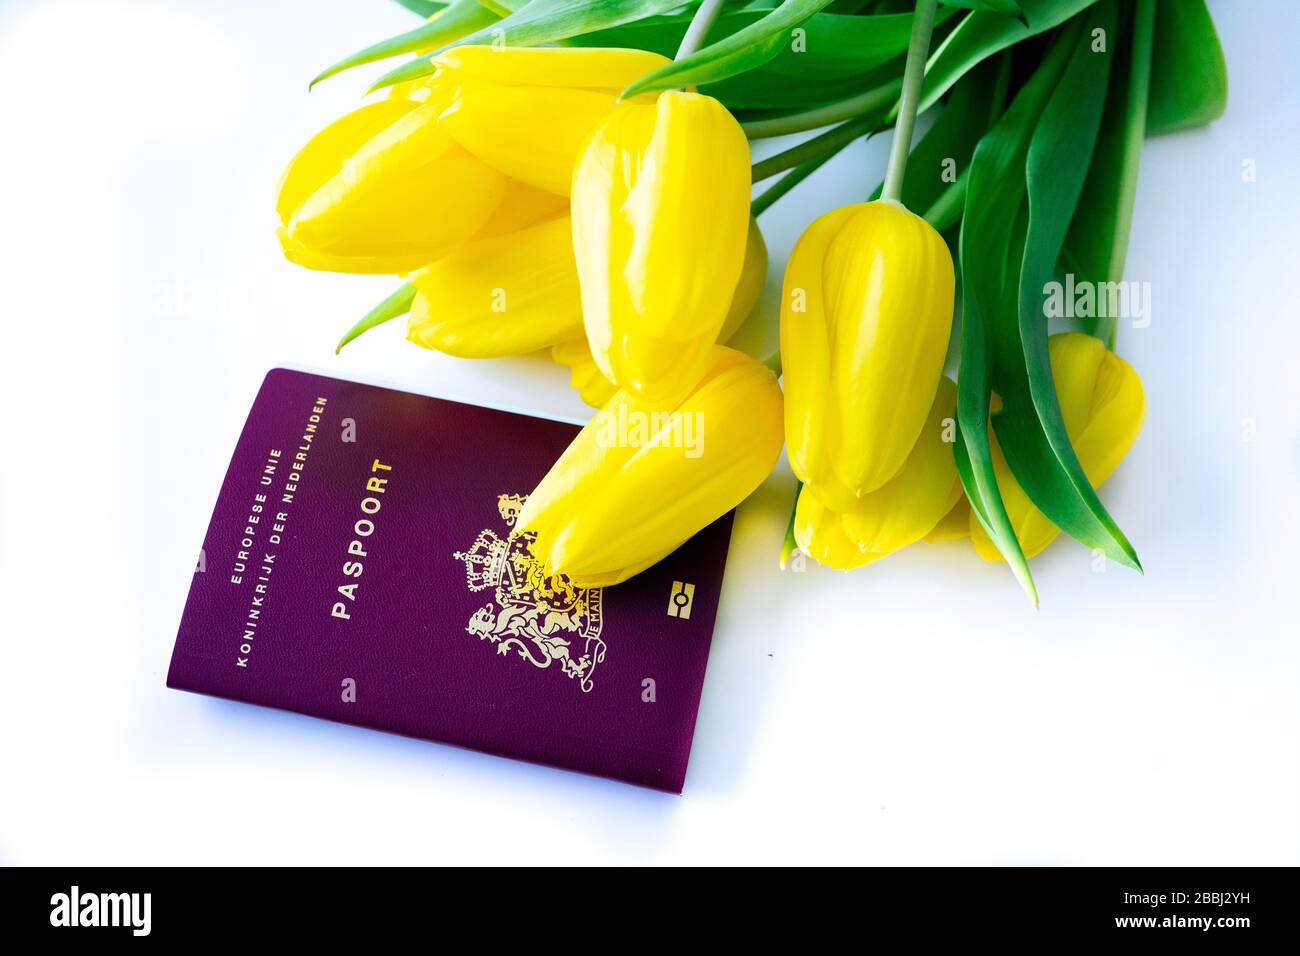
[[167, 369, 732, 792]]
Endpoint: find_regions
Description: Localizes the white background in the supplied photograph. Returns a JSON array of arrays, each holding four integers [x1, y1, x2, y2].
[[1, 0, 1296, 865]]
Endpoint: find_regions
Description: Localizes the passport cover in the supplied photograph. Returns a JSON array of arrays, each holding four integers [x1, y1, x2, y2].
[[167, 368, 733, 792]]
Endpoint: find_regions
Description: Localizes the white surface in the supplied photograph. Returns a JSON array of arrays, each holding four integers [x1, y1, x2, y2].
[[1, 0, 1296, 865]]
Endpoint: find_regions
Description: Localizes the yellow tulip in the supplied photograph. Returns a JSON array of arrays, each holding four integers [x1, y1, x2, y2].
[[794, 377, 961, 569], [515, 346, 784, 587], [572, 91, 752, 404], [553, 218, 769, 407], [407, 214, 582, 358], [276, 46, 668, 274], [971, 332, 1146, 561], [432, 46, 672, 196], [275, 97, 510, 274], [780, 200, 954, 512]]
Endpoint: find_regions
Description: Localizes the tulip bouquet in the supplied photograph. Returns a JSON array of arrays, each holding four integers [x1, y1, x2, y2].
[[277, 0, 1226, 603]]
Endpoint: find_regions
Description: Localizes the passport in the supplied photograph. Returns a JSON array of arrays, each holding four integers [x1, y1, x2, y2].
[[167, 368, 733, 792]]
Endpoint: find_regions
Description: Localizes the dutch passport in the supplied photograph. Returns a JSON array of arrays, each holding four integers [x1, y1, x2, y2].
[[167, 369, 732, 792]]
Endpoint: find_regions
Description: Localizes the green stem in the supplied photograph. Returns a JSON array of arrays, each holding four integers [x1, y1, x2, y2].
[[676, 0, 726, 60], [741, 79, 901, 139], [751, 114, 876, 184], [753, 152, 837, 218], [880, 0, 939, 204]]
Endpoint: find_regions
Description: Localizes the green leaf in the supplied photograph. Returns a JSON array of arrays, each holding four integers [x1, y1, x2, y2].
[[619, 6, 952, 101], [1146, 0, 1227, 135], [919, 0, 1098, 114], [390, 0, 448, 16], [567, 7, 767, 60], [565, 7, 942, 110], [731, 0, 1088, 130], [986, 1, 1143, 572], [712, 55, 907, 110], [336, 284, 416, 354], [309, 0, 498, 89], [370, 0, 687, 92], [1061, 0, 1154, 345], [579, 9, 914, 78], [956, 17, 1079, 604], [621, 1, 840, 99], [715, 73, 887, 110]]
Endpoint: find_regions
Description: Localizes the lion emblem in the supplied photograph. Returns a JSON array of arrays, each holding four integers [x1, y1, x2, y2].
[[453, 493, 605, 692]]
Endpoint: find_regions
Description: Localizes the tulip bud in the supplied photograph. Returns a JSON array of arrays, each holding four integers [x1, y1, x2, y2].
[[780, 201, 954, 512], [572, 91, 752, 404], [795, 378, 961, 569], [276, 46, 668, 275], [407, 214, 582, 358], [516, 347, 784, 587], [971, 332, 1146, 561], [553, 218, 769, 408], [275, 97, 515, 274]]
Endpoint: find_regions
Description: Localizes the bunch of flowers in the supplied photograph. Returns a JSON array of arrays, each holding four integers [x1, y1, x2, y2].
[[277, 0, 1226, 603]]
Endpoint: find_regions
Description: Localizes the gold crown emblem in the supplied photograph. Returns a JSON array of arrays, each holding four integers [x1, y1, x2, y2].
[[453, 528, 510, 592]]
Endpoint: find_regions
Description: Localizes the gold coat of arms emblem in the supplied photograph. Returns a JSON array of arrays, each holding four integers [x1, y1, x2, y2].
[[453, 493, 606, 692]]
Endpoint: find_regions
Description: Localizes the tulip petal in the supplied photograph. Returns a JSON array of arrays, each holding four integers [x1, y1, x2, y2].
[[553, 220, 764, 410], [275, 99, 417, 226], [623, 93, 751, 340], [925, 496, 971, 543], [551, 337, 618, 408], [1061, 335, 1146, 487], [570, 100, 651, 385], [440, 82, 636, 196], [794, 380, 961, 568], [407, 214, 582, 357], [430, 47, 670, 197], [717, 218, 769, 345], [779, 204, 860, 509], [471, 181, 568, 239], [434, 46, 671, 92], [840, 377, 962, 554], [276, 99, 452, 273], [793, 486, 886, 572]]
